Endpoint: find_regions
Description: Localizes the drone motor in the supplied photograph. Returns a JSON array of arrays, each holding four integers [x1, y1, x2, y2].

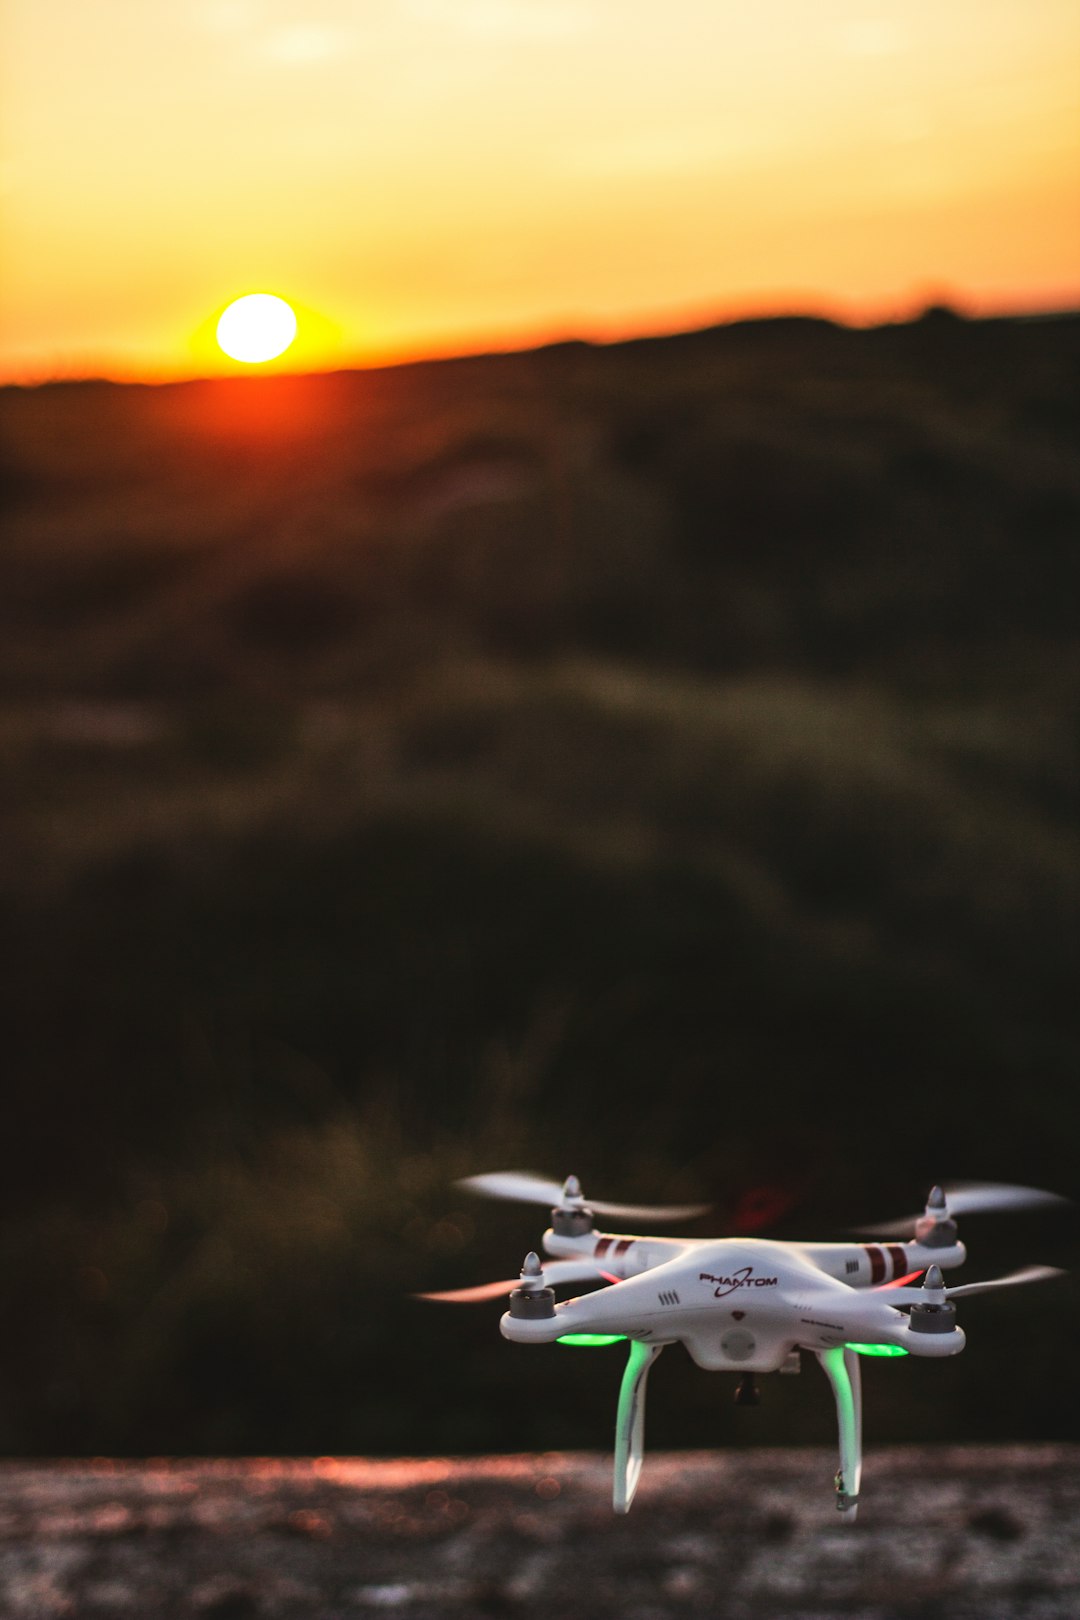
[[508, 1252, 556, 1320]]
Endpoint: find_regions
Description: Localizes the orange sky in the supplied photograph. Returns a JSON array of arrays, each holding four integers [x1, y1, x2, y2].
[[2, 1, 1078, 382]]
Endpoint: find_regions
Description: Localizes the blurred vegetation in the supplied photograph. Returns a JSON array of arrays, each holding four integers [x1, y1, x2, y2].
[[0, 310, 1077, 1455]]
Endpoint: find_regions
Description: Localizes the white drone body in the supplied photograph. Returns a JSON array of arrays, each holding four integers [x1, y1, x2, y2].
[[423, 1173, 1065, 1521]]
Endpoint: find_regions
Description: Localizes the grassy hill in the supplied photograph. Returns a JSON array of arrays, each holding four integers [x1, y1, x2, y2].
[[1, 310, 1077, 1454]]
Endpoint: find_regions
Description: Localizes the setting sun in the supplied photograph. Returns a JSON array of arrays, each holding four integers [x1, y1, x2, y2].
[[2, 0, 1078, 382], [216, 294, 298, 364]]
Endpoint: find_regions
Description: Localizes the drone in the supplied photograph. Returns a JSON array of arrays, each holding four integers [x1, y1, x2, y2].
[[420, 1172, 1067, 1521]]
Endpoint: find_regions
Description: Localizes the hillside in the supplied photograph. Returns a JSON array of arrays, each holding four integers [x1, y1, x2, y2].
[[1, 311, 1077, 1455]]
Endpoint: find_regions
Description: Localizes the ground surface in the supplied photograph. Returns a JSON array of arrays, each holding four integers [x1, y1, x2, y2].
[[1, 1447, 1077, 1619]]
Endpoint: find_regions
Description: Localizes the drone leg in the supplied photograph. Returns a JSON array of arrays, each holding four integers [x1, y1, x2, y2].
[[613, 1340, 664, 1514], [816, 1346, 862, 1522]]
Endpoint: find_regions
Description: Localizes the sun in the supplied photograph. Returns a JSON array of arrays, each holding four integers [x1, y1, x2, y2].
[[216, 293, 298, 363]]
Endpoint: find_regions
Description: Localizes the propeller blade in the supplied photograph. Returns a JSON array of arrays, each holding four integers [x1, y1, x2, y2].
[[858, 1216, 920, 1239], [942, 1184, 1071, 1218], [456, 1170, 709, 1223], [590, 1197, 712, 1223], [416, 1257, 611, 1304], [858, 1182, 1069, 1237], [541, 1260, 614, 1289], [456, 1171, 566, 1207], [875, 1270, 925, 1290], [945, 1264, 1066, 1300], [416, 1278, 520, 1303], [874, 1264, 1065, 1308]]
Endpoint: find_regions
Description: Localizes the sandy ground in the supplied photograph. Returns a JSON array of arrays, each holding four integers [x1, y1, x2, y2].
[[0, 1448, 1077, 1619]]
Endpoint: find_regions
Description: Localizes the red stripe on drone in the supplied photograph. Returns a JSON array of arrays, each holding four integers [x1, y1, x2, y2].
[[866, 1245, 887, 1284], [887, 1245, 908, 1279], [613, 1239, 634, 1260], [593, 1238, 612, 1260]]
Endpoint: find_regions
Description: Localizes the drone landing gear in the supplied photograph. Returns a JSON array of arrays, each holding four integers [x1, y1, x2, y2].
[[734, 1373, 760, 1406], [816, 1346, 862, 1523], [613, 1341, 664, 1514]]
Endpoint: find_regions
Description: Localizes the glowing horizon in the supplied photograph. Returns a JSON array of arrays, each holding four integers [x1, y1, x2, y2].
[[2, 1, 1078, 384]]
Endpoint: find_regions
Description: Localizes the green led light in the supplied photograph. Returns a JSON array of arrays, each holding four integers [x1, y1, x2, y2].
[[557, 1334, 628, 1347], [845, 1342, 909, 1357]]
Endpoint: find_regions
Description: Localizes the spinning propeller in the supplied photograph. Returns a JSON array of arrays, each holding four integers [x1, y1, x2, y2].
[[456, 1171, 710, 1223], [417, 1251, 613, 1304], [859, 1181, 1069, 1240], [876, 1261, 1065, 1308]]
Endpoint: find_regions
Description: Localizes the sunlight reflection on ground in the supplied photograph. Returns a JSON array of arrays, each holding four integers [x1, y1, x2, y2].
[[1, 1447, 1077, 1618]]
